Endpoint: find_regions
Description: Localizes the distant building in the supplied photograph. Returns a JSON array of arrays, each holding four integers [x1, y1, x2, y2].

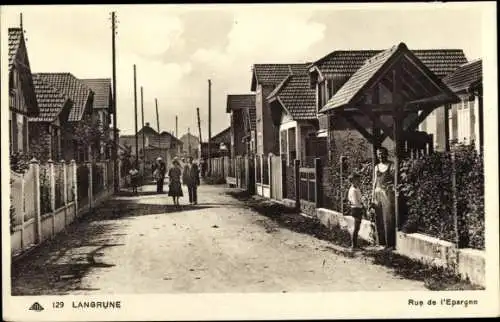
[[200, 127, 231, 159], [179, 132, 200, 158]]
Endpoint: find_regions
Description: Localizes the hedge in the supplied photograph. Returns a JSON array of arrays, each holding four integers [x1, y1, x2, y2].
[[400, 145, 484, 249]]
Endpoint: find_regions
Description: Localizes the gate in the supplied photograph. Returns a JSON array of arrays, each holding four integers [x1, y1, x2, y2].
[[270, 155, 283, 200]]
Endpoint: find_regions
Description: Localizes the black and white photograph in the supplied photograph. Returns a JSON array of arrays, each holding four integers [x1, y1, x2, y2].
[[1, 2, 498, 321]]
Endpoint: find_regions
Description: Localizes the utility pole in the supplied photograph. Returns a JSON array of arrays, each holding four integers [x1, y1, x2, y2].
[[196, 107, 202, 159], [141, 86, 145, 163], [188, 127, 191, 157], [111, 11, 119, 192], [133, 65, 138, 167], [155, 98, 161, 160], [208, 79, 212, 175], [175, 116, 178, 138]]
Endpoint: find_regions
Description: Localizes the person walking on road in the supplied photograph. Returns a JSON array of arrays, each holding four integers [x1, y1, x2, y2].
[[129, 162, 140, 195], [168, 159, 183, 205], [153, 157, 166, 193], [182, 156, 200, 205]]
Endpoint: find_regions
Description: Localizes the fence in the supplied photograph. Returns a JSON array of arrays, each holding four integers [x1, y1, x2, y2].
[[270, 155, 283, 200], [9, 158, 123, 257], [208, 156, 230, 179]]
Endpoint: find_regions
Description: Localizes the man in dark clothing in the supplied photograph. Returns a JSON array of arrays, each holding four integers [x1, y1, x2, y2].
[[153, 157, 167, 193], [182, 157, 200, 205]]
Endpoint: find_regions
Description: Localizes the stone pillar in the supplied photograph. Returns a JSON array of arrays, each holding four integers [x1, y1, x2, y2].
[[48, 159, 56, 237]]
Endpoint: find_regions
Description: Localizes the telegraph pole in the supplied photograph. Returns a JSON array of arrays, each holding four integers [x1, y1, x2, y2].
[[197, 107, 203, 160], [155, 99, 161, 159], [111, 11, 119, 192], [208, 79, 212, 175], [133, 65, 138, 166], [188, 127, 191, 157], [141, 86, 145, 162], [175, 116, 178, 138]]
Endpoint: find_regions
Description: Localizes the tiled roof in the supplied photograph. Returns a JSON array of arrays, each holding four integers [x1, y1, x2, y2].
[[442, 59, 482, 93], [251, 63, 309, 90], [211, 127, 231, 143], [310, 48, 467, 79], [267, 74, 317, 120], [29, 74, 71, 122], [34, 73, 93, 122], [226, 94, 255, 112], [8, 28, 23, 70], [138, 124, 159, 136], [160, 131, 182, 144], [81, 78, 112, 110], [321, 43, 458, 112]]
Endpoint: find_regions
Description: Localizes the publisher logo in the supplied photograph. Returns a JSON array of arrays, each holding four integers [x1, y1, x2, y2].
[[29, 302, 44, 312]]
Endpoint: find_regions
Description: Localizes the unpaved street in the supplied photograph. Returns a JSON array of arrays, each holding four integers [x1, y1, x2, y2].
[[12, 184, 426, 295]]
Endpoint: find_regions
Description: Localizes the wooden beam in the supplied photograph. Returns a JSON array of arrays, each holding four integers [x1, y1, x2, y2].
[[341, 114, 376, 144], [358, 107, 395, 141], [444, 104, 451, 151], [404, 105, 436, 132], [401, 62, 435, 97]]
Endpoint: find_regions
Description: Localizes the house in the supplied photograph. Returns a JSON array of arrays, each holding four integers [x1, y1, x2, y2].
[[309, 47, 468, 160], [420, 59, 483, 152], [250, 63, 310, 157], [8, 27, 39, 156], [29, 75, 73, 161], [226, 94, 256, 159], [120, 123, 183, 168], [199, 127, 231, 159], [319, 43, 461, 162], [266, 74, 320, 167], [179, 132, 200, 158], [34, 73, 94, 162], [81, 78, 114, 160]]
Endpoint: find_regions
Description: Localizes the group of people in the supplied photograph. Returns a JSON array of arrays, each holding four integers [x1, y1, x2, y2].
[[347, 146, 396, 250], [129, 156, 201, 206]]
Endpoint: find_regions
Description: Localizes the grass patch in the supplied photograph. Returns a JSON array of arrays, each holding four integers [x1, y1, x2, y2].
[[227, 189, 484, 291]]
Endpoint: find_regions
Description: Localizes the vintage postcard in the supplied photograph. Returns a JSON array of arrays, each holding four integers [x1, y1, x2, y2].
[[1, 2, 498, 321]]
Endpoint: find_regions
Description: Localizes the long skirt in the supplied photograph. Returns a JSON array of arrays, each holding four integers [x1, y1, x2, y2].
[[373, 187, 395, 247], [168, 181, 183, 197]]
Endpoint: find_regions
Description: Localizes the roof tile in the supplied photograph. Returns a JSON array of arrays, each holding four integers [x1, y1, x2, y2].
[[81, 78, 112, 110], [8, 28, 22, 71], [29, 75, 71, 122], [34, 73, 93, 122], [268, 74, 317, 120], [442, 59, 482, 92], [253, 63, 309, 87], [311, 49, 467, 79]]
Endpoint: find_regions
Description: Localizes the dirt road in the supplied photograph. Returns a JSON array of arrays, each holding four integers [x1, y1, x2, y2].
[[11, 184, 426, 295]]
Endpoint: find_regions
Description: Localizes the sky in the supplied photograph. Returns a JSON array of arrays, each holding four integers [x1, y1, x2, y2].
[[1, 3, 487, 138]]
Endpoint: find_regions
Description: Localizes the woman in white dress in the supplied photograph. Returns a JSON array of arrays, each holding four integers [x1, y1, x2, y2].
[[371, 147, 396, 249]]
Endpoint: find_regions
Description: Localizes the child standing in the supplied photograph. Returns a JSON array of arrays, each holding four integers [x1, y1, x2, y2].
[[129, 163, 140, 194], [348, 172, 364, 250]]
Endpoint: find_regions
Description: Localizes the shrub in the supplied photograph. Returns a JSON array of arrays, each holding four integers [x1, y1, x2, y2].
[[399, 145, 484, 249]]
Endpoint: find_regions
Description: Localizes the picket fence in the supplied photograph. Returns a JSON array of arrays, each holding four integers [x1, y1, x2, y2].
[[10, 158, 126, 258]]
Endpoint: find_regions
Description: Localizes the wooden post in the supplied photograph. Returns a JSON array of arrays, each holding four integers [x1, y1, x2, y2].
[[392, 66, 403, 248], [294, 159, 300, 210], [315, 157, 322, 208], [88, 162, 93, 210], [477, 86, 484, 154], [444, 104, 451, 151], [339, 155, 344, 215], [72, 160, 78, 214], [61, 160, 68, 227], [111, 11, 119, 193], [32, 158, 42, 244], [48, 159, 56, 237], [451, 151, 459, 247], [268, 153, 273, 198], [20, 169, 25, 249]]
